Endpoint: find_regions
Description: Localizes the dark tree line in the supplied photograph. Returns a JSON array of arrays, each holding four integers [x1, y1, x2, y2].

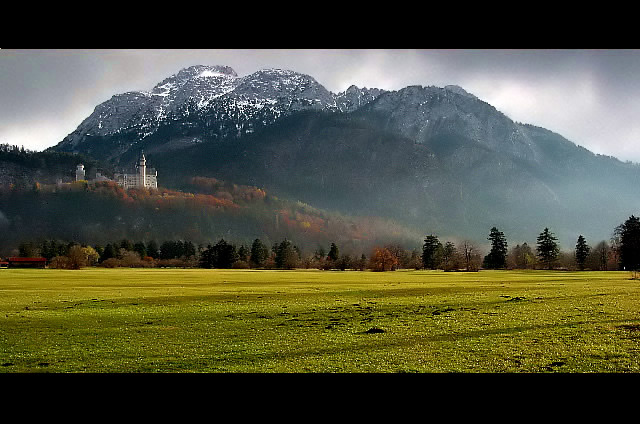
[[10, 215, 640, 273], [418, 222, 636, 272]]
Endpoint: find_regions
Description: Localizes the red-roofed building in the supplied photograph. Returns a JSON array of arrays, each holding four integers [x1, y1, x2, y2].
[[7, 257, 47, 268]]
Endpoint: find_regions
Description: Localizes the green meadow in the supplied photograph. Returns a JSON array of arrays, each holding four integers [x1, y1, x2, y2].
[[1, 268, 640, 373]]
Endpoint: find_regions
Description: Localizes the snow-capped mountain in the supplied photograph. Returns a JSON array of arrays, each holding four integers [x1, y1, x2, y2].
[[53, 65, 386, 162]]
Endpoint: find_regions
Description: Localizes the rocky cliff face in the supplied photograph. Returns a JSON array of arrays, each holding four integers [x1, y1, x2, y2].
[[357, 84, 542, 163]]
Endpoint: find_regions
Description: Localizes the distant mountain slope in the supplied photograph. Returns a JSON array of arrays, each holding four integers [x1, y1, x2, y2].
[[48, 65, 640, 247]]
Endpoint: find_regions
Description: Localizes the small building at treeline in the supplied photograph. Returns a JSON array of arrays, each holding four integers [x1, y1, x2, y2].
[[7, 257, 47, 268]]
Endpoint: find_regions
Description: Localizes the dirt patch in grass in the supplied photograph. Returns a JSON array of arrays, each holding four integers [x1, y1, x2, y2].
[[618, 324, 640, 332], [432, 307, 455, 315], [543, 361, 566, 371], [500, 295, 526, 302]]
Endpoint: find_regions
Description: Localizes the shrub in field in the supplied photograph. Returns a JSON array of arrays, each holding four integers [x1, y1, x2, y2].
[[156, 258, 195, 268], [120, 251, 147, 267], [48, 246, 99, 269], [232, 260, 250, 269], [49, 255, 72, 269], [99, 258, 122, 268]]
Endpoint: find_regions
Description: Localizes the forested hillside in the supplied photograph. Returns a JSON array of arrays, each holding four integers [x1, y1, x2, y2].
[[0, 176, 421, 257], [0, 143, 103, 188]]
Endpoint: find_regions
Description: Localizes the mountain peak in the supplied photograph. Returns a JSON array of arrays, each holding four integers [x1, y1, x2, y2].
[[177, 65, 238, 79], [149, 65, 238, 94], [444, 84, 478, 100]]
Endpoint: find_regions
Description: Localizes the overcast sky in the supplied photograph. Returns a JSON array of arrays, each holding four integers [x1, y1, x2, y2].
[[2, 48, 640, 162]]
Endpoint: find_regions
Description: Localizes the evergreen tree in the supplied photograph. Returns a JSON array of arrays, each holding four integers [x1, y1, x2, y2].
[[18, 242, 39, 257], [120, 239, 134, 252], [422, 235, 442, 269], [199, 244, 215, 269], [357, 254, 367, 271], [275, 239, 298, 269], [158, 240, 194, 259], [441, 241, 458, 271], [619, 215, 640, 270], [133, 241, 147, 259], [40, 239, 63, 260], [102, 243, 117, 262], [146, 240, 159, 259], [182, 240, 196, 258], [159, 241, 179, 259], [483, 227, 508, 269], [336, 254, 352, 271], [200, 239, 237, 268], [93, 244, 104, 262], [328, 243, 340, 262], [213, 239, 237, 268], [536, 228, 559, 270], [574, 235, 590, 270], [237, 244, 250, 262], [250, 238, 269, 267]]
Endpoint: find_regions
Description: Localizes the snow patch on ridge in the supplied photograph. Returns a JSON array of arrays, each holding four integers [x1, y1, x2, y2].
[[198, 70, 229, 78]]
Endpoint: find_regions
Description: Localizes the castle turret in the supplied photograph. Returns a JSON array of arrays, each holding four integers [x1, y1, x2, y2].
[[75, 164, 85, 181], [114, 152, 157, 189], [139, 152, 146, 188]]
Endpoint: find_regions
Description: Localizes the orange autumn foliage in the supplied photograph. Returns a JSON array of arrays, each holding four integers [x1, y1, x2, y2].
[[368, 247, 399, 271]]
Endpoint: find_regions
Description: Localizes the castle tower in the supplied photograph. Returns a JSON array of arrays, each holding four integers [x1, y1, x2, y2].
[[75, 164, 85, 181], [139, 152, 146, 188]]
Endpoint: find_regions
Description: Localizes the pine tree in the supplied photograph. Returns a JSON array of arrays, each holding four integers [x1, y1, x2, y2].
[[536, 227, 559, 270], [146, 240, 159, 259], [574, 235, 590, 270], [199, 244, 215, 268], [182, 240, 197, 258], [422, 235, 442, 269], [133, 241, 147, 259], [120, 239, 134, 252], [213, 239, 237, 268], [250, 238, 269, 268], [237, 244, 250, 263], [483, 227, 508, 269], [327, 243, 340, 262], [275, 239, 298, 269], [619, 215, 640, 270], [441, 241, 458, 271]]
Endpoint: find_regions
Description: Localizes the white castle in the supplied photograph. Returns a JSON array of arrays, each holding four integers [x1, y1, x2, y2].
[[75, 164, 86, 181], [73, 152, 158, 189], [114, 153, 158, 189]]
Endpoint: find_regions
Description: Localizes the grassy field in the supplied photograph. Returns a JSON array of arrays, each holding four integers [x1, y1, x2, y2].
[[1, 267, 640, 373]]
